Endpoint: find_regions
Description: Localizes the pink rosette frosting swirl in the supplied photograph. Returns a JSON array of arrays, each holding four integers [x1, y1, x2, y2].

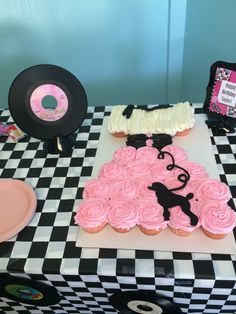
[[168, 203, 200, 231], [126, 161, 152, 178], [196, 179, 231, 202], [109, 178, 138, 200], [137, 178, 157, 200], [188, 178, 205, 190], [113, 146, 137, 165], [108, 199, 139, 229], [151, 163, 174, 182], [83, 178, 110, 199], [175, 161, 208, 180], [163, 177, 184, 190], [162, 145, 188, 163], [75, 198, 109, 228], [98, 161, 126, 179], [176, 185, 195, 200], [138, 199, 168, 230], [200, 202, 236, 234], [135, 146, 159, 164]]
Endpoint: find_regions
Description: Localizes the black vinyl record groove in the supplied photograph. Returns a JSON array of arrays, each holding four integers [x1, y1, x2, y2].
[[8, 64, 87, 140], [0, 274, 60, 306]]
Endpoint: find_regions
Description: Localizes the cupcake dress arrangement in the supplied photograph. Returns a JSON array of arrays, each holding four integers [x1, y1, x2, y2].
[[75, 135, 236, 239]]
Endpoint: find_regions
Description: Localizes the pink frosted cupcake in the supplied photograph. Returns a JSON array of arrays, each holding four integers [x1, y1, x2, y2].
[[175, 161, 208, 180], [151, 163, 170, 182], [137, 178, 157, 200], [74, 198, 109, 233], [196, 178, 231, 203], [126, 160, 152, 179], [162, 144, 188, 163], [200, 202, 236, 239], [135, 146, 159, 164], [168, 203, 200, 236], [163, 176, 185, 191], [109, 178, 138, 200], [98, 161, 126, 179], [108, 199, 139, 232], [138, 199, 168, 235], [83, 178, 110, 199], [188, 178, 205, 190], [113, 146, 136, 165]]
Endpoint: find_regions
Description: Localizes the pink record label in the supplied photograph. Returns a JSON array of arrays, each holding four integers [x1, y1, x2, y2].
[[30, 84, 69, 121]]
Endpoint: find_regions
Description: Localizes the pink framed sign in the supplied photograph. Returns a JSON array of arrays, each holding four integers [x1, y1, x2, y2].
[[203, 61, 236, 133], [204, 61, 236, 120]]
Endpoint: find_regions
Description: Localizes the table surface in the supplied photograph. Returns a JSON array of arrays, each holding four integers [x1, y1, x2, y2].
[[0, 104, 235, 281]]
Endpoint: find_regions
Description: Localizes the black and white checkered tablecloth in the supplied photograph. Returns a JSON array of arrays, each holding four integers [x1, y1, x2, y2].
[[0, 105, 235, 314]]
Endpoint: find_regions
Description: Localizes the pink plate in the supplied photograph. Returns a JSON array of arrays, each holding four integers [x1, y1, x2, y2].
[[0, 179, 37, 242]]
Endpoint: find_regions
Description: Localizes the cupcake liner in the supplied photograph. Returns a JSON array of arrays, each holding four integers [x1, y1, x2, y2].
[[139, 225, 161, 236], [169, 226, 192, 237], [83, 222, 106, 234], [112, 226, 131, 233], [175, 128, 190, 136], [113, 132, 126, 138], [201, 227, 226, 240]]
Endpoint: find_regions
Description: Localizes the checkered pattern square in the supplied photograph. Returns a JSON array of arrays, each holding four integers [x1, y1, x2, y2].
[[0, 105, 236, 313]]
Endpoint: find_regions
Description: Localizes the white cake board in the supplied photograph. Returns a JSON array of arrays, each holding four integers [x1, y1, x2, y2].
[[76, 114, 236, 254]]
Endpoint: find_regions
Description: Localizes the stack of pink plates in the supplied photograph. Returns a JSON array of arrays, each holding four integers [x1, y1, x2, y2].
[[0, 179, 37, 242]]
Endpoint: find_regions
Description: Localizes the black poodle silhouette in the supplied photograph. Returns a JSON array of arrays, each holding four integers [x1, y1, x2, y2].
[[148, 182, 198, 226]]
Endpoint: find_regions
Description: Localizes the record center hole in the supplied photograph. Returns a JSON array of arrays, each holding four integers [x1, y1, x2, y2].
[[42, 95, 58, 110], [137, 304, 153, 311]]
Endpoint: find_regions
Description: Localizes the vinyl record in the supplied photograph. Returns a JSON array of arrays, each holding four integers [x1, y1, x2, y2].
[[8, 64, 87, 140], [0, 274, 60, 306], [109, 291, 182, 314]]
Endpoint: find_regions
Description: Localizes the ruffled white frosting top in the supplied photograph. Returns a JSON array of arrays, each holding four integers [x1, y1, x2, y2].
[[108, 102, 195, 136]]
